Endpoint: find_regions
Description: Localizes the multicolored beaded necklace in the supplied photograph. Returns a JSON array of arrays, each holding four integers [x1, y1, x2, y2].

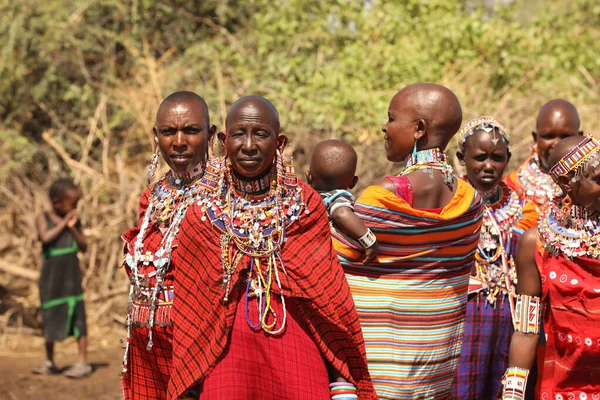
[[516, 148, 562, 206], [471, 181, 522, 306], [403, 148, 455, 187], [196, 154, 307, 335], [539, 197, 600, 259], [122, 162, 206, 374]]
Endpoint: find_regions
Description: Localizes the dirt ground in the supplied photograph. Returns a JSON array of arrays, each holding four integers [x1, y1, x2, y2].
[[0, 336, 124, 400]]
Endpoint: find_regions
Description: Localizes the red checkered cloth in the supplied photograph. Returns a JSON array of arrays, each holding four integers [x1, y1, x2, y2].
[[169, 180, 376, 399], [121, 187, 176, 400], [198, 296, 330, 399]]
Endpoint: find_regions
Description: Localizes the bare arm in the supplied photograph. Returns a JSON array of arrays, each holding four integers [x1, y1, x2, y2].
[[331, 207, 379, 264], [507, 228, 542, 370], [67, 212, 88, 252], [36, 212, 72, 244]]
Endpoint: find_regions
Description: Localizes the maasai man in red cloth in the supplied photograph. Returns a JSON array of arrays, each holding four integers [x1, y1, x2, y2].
[[121, 91, 216, 400], [334, 84, 483, 399], [505, 99, 583, 229], [502, 135, 600, 400], [170, 96, 376, 400]]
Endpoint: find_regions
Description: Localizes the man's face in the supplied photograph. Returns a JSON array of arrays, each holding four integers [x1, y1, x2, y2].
[[153, 101, 214, 174]]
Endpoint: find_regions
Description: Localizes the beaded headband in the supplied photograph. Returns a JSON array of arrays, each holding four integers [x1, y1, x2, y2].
[[549, 135, 600, 183], [457, 116, 509, 152]]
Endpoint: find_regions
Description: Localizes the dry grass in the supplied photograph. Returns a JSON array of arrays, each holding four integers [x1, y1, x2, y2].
[[1, 57, 599, 350]]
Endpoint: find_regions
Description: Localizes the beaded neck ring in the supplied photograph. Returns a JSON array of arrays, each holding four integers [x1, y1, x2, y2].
[[121, 162, 207, 375], [403, 148, 455, 187], [471, 180, 522, 306], [196, 152, 307, 335], [539, 197, 600, 259], [456, 115, 509, 153], [540, 136, 600, 259], [516, 146, 562, 206], [549, 135, 600, 184]]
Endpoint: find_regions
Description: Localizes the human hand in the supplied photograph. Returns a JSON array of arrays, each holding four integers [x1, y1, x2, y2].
[[66, 210, 79, 228], [362, 242, 379, 265]]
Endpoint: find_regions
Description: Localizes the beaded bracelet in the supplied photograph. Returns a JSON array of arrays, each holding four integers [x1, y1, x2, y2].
[[330, 382, 358, 399], [501, 367, 529, 400], [358, 228, 377, 248]]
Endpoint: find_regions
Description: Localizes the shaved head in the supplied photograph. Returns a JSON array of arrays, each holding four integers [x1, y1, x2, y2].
[[226, 95, 280, 131], [533, 98, 582, 171], [395, 83, 462, 148], [157, 91, 210, 126], [536, 99, 580, 131], [308, 140, 358, 191]]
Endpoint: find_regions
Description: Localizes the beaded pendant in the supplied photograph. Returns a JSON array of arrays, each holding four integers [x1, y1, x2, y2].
[[196, 154, 308, 335], [473, 182, 522, 306], [122, 164, 207, 374], [402, 148, 455, 187], [539, 197, 600, 259], [516, 150, 562, 206]]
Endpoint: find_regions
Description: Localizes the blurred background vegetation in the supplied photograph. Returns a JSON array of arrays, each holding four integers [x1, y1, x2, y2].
[[0, 0, 599, 345]]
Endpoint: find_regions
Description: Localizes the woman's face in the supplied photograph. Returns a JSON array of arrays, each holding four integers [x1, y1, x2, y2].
[[153, 100, 214, 174], [566, 158, 600, 212], [460, 129, 510, 194], [222, 101, 286, 179], [382, 92, 419, 162]]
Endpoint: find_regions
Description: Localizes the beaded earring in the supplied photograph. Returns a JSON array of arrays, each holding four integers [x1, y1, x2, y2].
[[147, 144, 160, 185], [412, 140, 418, 160]]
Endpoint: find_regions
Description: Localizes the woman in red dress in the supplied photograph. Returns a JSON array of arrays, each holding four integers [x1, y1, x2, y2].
[[502, 135, 600, 400], [169, 96, 375, 400]]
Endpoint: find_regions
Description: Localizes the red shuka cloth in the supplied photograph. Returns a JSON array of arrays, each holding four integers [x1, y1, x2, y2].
[[169, 180, 376, 399], [536, 249, 600, 399], [198, 296, 330, 399], [121, 187, 175, 400]]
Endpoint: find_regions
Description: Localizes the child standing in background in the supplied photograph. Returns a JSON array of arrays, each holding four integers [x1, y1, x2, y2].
[[33, 178, 91, 378], [306, 139, 379, 264]]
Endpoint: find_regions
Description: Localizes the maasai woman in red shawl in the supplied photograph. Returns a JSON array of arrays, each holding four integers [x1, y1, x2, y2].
[[451, 116, 530, 400], [334, 84, 483, 400], [121, 92, 216, 400], [502, 135, 600, 400], [505, 99, 582, 229], [169, 96, 375, 400]]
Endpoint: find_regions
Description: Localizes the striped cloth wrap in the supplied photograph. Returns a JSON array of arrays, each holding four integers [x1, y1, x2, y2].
[[333, 180, 483, 399]]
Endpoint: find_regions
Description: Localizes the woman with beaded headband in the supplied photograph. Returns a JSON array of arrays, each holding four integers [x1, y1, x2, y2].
[[502, 135, 600, 400], [120, 91, 216, 400], [451, 116, 534, 399], [169, 96, 376, 400], [505, 99, 583, 229], [333, 84, 484, 399]]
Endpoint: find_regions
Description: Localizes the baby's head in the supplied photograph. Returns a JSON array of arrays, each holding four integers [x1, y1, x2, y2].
[[49, 178, 81, 217], [549, 135, 600, 212], [456, 116, 511, 194], [306, 140, 358, 191]]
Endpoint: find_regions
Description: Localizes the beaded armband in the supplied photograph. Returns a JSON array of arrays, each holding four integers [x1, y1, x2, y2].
[[501, 367, 529, 400], [513, 294, 541, 334], [358, 229, 377, 248], [329, 382, 358, 399]]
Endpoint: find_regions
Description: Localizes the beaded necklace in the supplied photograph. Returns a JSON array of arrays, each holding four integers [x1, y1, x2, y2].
[[471, 181, 522, 306], [402, 148, 455, 187], [197, 154, 307, 335], [539, 197, 600, 259], [516, 148, 562, 206], [121, 163, 206, 374]]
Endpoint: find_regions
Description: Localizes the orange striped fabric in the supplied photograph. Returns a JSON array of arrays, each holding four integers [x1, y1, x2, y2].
[[333, 180, 483, 399]]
